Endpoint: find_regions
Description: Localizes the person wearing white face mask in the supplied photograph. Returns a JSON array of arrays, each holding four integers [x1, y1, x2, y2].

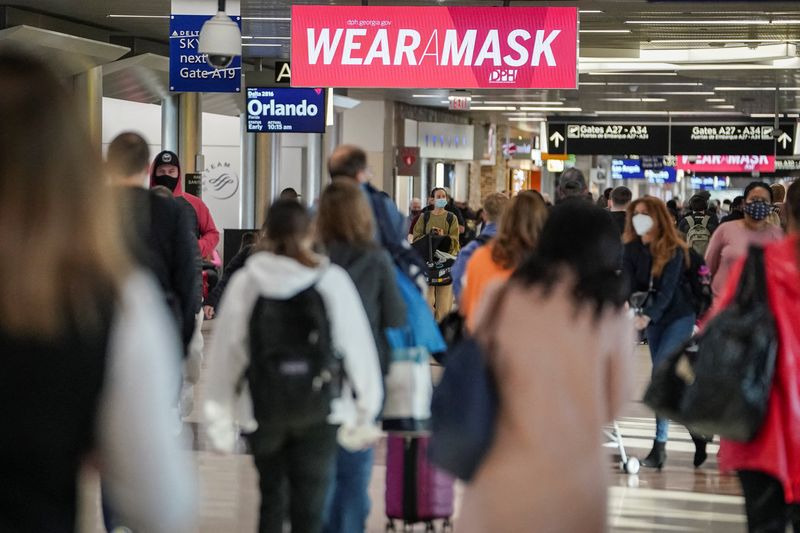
[[412, 187, 461, 320], [622, 197, 701, 471]]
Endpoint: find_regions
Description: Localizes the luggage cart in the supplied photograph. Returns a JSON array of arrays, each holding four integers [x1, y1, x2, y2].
[[604, 421, 640, 475]]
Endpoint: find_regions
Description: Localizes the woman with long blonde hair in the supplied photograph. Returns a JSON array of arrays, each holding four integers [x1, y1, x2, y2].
[[0, 50, 195, 531], [623, 196, 700, 470]]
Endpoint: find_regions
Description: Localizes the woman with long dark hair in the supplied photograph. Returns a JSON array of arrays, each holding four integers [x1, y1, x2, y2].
[[459, 202, 632, 532], [0, 50, 195, 532], [316, 180, 406, 533], [711, 179, 800, 532], [204, 200, 383, 533], [623, 196, 702, 469]]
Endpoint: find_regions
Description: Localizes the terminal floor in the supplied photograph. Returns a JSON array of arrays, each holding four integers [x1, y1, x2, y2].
[[79, 323, 747, 533]]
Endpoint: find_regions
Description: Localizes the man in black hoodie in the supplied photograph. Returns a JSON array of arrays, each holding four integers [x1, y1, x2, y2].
[[107, 132, 201, 354]]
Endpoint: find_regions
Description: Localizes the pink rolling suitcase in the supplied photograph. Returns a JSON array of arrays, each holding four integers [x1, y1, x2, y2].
[[385, 435, 454, 532]]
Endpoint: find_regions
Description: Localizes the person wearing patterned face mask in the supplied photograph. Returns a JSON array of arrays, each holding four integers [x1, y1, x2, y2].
[[705, 182, 784, 299]]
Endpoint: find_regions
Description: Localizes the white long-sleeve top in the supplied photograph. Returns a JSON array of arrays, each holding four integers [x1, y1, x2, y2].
[[203, 251, 384, 453], [96, 271, 197, 533]]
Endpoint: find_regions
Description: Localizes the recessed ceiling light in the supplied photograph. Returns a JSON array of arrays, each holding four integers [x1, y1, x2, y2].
[[646, 91, 715, 95], [242, 43, 282, 47], [595, 110, 669, 115], [520, 106, 582, 112], [470, 106, 515, 111], [107, 14, 169, 18], [587, 72, 678, 76], [713, 105, 736, 109], [245, 36, 291, 40], [580, 29, 631, 34], [627, 19, 800, 25], [601, 97, 667, 102], [706, 98, 726, 102], [483, 101, 563, 105], [649, 39, 793, 43], [241, 17, 291, 21], [579, 10, 604, 14]]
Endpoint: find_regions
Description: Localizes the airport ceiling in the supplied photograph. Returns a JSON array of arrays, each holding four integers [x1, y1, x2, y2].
[[9, 0, 800, 125]]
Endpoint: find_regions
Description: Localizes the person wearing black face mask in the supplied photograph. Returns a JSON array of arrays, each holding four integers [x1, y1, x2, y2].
[[705, 182, 784, 299], [150, 151, 219, 263]]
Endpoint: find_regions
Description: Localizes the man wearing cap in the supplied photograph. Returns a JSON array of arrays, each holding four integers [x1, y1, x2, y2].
[[151, 150, 220, 261], [556, 168, 591, 204]]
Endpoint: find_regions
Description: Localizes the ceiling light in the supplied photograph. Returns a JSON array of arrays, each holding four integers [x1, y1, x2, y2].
[[470, 106, 516, 111], [242, 43, 281, 47], [646, 91, 715, 95], [713, 105, 736, 109], [241, 17, 291, 21], [579, 10, 604, 14], [107, 14, 169, 19], [751, 113, 787, 118], [595, 111, 670, 115], [578, 82, 606, 86], [580, 29, 631, 34], [587, 72, 678, 76], [715, 86, 800, 91], [706, 98, 726, 102], [626, 19, 800, 25], [520, 107, 582, 112], [605, 82, 704, 86], [244, 36, 291, 40], [412, 94, 441, 98], [601, 97, 667, 102], [483, 101, 563, 105], [649, 39, 792, 43]]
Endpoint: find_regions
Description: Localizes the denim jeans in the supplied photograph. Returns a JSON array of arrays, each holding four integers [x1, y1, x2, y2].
[[646, 314, 695, 443], [252, 423, 339, 533], [323, 446, 375, 533]]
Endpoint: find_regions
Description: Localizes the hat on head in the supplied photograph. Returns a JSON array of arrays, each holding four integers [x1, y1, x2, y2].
[[557, 168, 587, 195], [152, 150, 181, 172]]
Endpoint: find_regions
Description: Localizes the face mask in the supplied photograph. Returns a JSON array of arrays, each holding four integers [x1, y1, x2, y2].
[[743, 199, 771, 221], [434, 198, 448, 209], [632, 214, 654, 236], [153, 174, 179, 192]]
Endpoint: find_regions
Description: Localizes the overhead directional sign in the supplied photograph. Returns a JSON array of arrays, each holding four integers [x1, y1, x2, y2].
[[547, 123, 669, 155], [547, 121, 797, 156], [169, 13, 242, 93], [670, 124, 795, 156]]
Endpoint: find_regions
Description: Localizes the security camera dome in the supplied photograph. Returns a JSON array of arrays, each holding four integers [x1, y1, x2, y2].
[[199, 11, 241, 69]]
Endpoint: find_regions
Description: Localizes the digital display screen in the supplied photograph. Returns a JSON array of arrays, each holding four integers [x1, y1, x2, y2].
[[246, 87, 326, 133], [611, 159, 645, 180]]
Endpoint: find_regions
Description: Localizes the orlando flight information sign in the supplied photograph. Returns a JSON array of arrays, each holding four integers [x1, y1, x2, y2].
[[246, 88, 326, 133]]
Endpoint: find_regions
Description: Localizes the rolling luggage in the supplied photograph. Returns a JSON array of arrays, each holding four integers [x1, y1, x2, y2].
[[385, 435, 454, 532]]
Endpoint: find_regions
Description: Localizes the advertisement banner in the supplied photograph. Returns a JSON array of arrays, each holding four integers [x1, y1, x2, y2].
[[290, 5, 578, 89], [169, 14, 242, 93], [676, 155, 776, 173], [246, 87, 326, 133]]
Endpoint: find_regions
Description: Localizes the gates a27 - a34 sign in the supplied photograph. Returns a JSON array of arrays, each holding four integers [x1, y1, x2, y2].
[[290, 6, 578, 89]]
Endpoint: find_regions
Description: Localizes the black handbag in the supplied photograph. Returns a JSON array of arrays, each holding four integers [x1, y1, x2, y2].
[[643, 246, 778, 442], [429, 286, 507, 481]]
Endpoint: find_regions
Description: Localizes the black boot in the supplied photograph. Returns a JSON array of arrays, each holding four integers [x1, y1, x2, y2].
[[641, 440, 666, 470], [692, 435, 708, 468]]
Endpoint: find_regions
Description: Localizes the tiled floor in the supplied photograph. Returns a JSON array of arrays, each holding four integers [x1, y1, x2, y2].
[[80, 326, 749, 532]]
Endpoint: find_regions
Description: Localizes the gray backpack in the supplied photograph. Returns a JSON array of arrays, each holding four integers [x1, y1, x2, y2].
[[685, 215, 712, 256]]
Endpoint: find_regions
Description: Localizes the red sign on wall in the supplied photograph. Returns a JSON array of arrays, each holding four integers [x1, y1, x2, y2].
[[290, 6, 578, 89], [675, 155, 776, 173]]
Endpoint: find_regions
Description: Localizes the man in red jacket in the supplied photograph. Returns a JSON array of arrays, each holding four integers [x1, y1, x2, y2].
[[150, 150, 220, 261]]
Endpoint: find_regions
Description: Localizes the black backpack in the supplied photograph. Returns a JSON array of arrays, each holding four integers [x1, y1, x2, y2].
[[684, 248, 713, 319], [246, 281, 343, 433]]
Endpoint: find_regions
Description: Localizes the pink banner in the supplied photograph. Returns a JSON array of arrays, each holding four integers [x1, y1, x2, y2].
[[290, 6, 578, 89], [675, 155, 776, 173]]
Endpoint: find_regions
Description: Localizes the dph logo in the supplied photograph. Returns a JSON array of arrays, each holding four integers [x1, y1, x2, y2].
[[489, 69, 518, 84]]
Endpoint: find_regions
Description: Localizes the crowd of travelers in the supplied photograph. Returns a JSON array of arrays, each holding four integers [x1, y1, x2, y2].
[[2, 49, 799, 533]]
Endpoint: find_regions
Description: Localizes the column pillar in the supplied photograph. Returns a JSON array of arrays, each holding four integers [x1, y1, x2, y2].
[[240, 113, 256, 228], [161, 94, 179, 153], [179, 92, 203, 174], [254, 133, 280, 226], [304, 133, 322, 207], [73, 66, 103, 154]]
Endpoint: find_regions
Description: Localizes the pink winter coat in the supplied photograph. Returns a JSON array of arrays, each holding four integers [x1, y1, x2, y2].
[[458, 280, 634, 533]]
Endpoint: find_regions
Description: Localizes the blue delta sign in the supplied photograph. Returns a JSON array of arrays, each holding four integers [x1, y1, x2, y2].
[[246, 88, 326, 133], [169, 14, 241, 93]]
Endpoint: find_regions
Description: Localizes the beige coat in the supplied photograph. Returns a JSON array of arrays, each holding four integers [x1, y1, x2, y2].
[[459, 280, 634, 533]]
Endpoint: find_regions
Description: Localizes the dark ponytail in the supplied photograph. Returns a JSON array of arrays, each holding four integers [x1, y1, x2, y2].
[[258, 199, 318, 268]]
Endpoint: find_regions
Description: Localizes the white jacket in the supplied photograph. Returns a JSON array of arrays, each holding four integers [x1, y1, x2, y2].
[[203, 251, 383, 453]]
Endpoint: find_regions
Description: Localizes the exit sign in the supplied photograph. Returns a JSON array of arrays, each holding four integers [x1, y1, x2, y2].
[[449, 95, 471, 111]]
